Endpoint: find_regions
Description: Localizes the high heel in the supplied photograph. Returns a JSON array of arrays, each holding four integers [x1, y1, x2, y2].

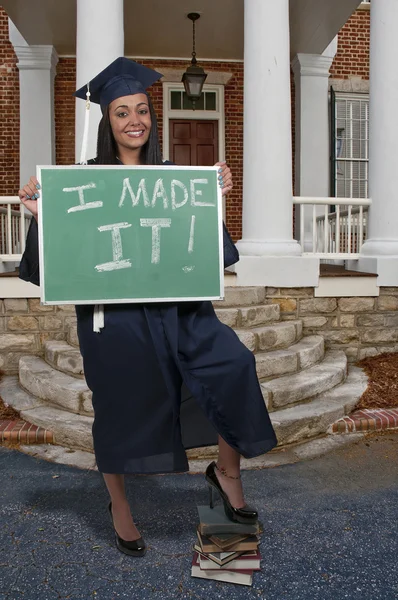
[[205, 461, 258, 525], [108, 502, 146, 557]]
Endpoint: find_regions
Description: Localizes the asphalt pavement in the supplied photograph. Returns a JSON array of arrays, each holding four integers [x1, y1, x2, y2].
[[1, 433, 397, 600]]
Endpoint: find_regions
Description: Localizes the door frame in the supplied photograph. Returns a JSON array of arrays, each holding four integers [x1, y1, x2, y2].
[[162, 82, 225, 163]]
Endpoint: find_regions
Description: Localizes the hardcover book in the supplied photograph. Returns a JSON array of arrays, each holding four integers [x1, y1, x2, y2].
[[191, 552, 253, 587], [197, 505, 260, 536]]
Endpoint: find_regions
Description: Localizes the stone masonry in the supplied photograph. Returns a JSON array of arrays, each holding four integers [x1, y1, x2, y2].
[[2, 285, 398, 373], [267, 286, 398, 363], [0, 298, 76, 373]]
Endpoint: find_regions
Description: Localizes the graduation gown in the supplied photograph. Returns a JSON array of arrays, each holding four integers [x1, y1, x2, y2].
[[19, 169, 277, 474]]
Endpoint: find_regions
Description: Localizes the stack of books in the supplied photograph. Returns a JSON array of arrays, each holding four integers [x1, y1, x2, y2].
[[191, 505, 261, 586]]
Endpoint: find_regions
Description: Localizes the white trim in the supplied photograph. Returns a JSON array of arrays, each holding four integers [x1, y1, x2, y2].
[[57, 54, 244, 63], [162, 82, 225, 163], [315, 277, 379, 298]]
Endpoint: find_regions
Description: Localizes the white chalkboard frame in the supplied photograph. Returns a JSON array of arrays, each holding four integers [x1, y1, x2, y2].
[[37, 164, 225, 305]]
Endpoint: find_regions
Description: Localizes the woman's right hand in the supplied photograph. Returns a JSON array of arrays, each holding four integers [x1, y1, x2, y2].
[[19, 176, 40, 219]]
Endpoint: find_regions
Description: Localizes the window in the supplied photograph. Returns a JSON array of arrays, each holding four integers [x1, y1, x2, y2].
[[331, 90, 369, 199], [169, 90, 218, 112]]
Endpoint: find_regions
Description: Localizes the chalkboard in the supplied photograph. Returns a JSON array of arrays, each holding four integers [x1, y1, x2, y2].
[[37, 165, 223, 304]]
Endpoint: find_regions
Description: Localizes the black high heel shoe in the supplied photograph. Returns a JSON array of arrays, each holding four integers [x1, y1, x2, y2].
[[205, 461, 258, 525], [108, 502, 146, 557]]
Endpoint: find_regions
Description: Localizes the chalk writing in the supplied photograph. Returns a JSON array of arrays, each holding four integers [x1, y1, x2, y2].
[[190, 179, 213, 207], [119, 177, 150, 208], [171, 179, 188, 210], [140, 218, 171, 264], [64, 183, 103, 213], [95, 222, 132, 272], [188, 215, 196, 254]]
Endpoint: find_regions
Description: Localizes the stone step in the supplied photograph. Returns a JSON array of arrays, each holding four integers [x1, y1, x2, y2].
[[45, 340, 84, 378], [262, 351, 348, 410], [66, 303, 279, 350], [213, 286, 266, 308], [19, 355, 93, 416], [21, 405, 94, 452], [270, 366, 368, 446], [67, 324, 79, 348], [255, 335, 324, 380], [215, 304, 280, 328], [0, 375, 94, 452], [236, 320, 302, 354]]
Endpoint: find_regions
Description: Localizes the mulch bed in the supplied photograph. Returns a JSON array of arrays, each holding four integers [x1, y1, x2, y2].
[[0, 369, 20, 420], [356, 353, 398, 410]]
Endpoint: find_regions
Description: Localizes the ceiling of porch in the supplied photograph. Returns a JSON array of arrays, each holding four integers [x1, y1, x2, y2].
[[3, 0, 363, 61]]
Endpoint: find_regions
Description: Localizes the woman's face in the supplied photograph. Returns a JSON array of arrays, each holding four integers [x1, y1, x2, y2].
[[108, 93, 152, 154]]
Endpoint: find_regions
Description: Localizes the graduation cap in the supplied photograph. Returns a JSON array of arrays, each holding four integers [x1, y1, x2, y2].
[[74, 57, 163, 112]]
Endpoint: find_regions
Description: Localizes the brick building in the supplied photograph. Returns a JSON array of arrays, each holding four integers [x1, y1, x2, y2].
[[0, 1, 370, 243], [5, 0, 398, 457]]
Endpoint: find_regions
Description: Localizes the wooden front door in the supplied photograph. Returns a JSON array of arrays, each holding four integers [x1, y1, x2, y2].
[[169, 119, 219, 166]]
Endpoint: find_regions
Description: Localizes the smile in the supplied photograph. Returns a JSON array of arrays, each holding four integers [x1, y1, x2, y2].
[[125, 130, 145, 138]]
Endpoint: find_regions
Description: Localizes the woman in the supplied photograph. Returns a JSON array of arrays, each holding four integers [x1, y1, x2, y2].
[[19, 57, 277, 557]]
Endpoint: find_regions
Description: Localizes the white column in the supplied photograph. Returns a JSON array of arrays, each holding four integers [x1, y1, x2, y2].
[[352, 0, 398, 285], [235, 0, 318, 287], [291, 42, 336, 250], [360, 0, 398, 257], [75, 0, 124, 161], [10, 22, 58, 187]]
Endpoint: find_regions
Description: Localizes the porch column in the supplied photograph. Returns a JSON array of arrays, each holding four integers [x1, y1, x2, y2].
[[235, 0, 318, 287], [75, 0, 124, 161], [357, 0, 398, 284], [291, 41, 336, 250], [9, 22, 58, 187]]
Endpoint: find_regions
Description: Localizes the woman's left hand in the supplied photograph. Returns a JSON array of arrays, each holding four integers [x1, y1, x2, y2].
[[215, 161, 233, 196]]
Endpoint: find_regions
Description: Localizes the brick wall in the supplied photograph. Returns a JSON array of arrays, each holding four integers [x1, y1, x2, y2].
[[330, 8, 370, 80], [0, 7, 19, 194], [55, 58, 76, 166]]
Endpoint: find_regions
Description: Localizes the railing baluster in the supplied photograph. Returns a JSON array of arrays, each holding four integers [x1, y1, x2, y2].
[[348, 205, 352, 254], [359, 205, 364, 251], [300, 204, 305, 250], [312, 204, 316, 253], [20, 204, 26, 253], [324, 206, 328, 253], [7, 204, 12, 255]]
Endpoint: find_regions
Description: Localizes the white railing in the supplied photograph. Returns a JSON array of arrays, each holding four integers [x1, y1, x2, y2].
[[0, 197, 32, 261], [294, 197, 372, 259]]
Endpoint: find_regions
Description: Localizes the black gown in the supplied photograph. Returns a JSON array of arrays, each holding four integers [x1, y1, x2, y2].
[[19, 163, 277, 474]]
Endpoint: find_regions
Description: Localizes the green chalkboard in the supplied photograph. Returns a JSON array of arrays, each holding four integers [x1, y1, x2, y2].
[[37, 165, 223, 304]]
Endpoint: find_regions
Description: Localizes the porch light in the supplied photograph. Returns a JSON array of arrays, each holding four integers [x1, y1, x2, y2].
[[182, 13, 207, 109]]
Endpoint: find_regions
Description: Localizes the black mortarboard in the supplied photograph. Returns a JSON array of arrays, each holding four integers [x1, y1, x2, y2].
[[74, 57, 163, 112]]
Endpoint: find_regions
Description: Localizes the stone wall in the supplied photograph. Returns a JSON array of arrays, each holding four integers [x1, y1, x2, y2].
[[0, 298, 76, 373], [2, 286, 398, 374], [267, 287, 398, 363]]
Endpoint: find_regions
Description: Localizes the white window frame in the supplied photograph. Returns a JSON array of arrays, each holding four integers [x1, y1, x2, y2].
[[162, 82, 225, 163], [333, 92, 369, 200]]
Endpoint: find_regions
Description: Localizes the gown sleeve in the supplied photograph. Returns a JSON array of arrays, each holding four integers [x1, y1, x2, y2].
[[19, 217, 40, 286]]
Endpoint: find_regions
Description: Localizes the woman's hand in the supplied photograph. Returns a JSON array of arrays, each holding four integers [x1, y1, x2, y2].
[[19, 176, 40, 219], [215, 161, 233, 197]]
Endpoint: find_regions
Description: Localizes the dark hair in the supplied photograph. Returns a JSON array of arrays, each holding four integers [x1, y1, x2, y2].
[[96, 95, 163, 166]]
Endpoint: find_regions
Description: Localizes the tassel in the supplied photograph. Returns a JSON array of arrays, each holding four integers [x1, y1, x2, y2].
[[79, 83, 91, 165], [78, 84, 104, 333], [93, 304, 105, 333]]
